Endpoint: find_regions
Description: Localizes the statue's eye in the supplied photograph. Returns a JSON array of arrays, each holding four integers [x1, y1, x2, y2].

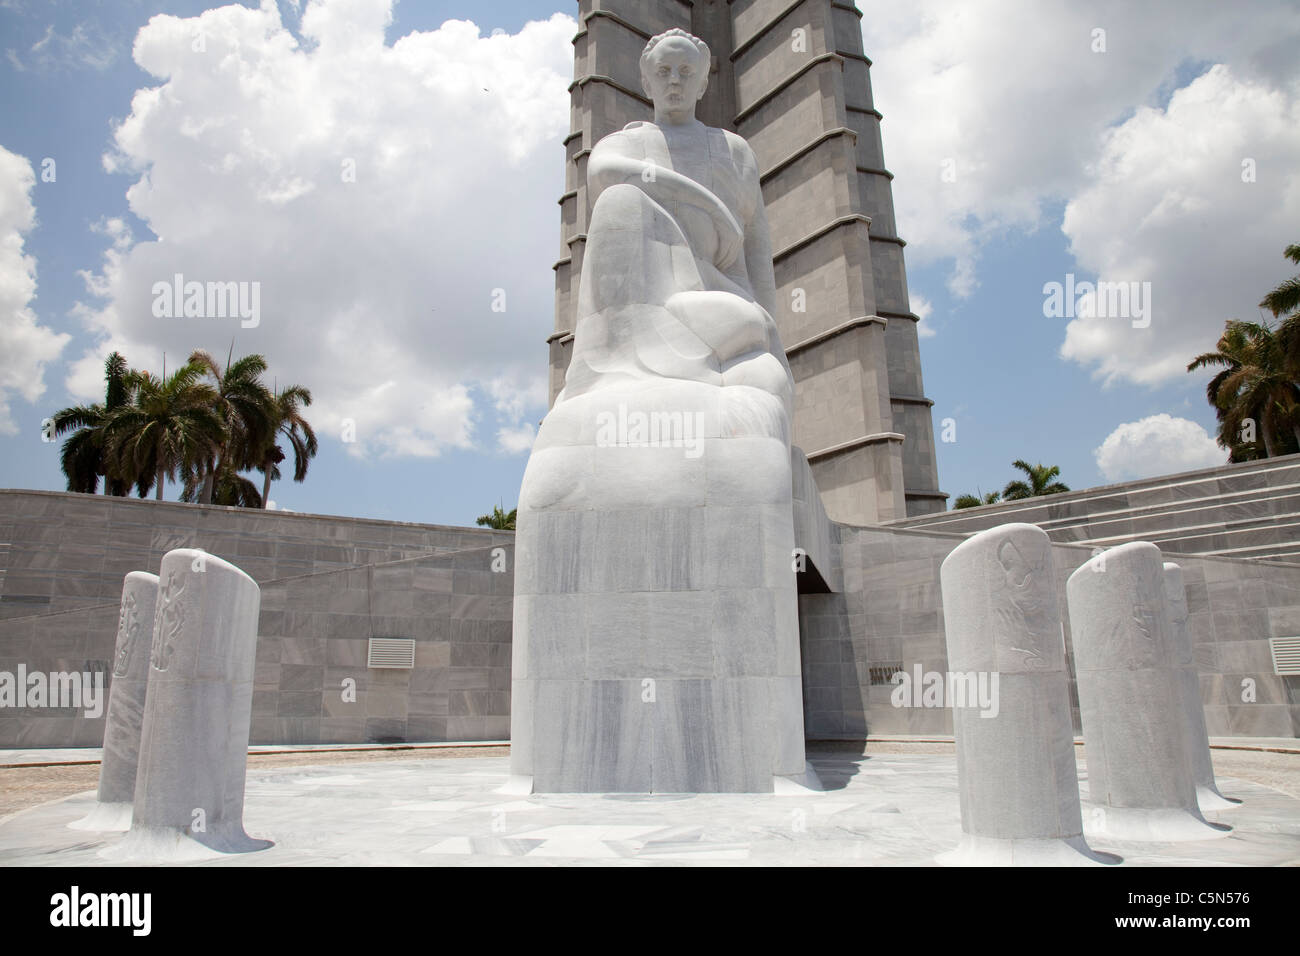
[[659, 66, 669, 75], [680, 67, 691, 76]]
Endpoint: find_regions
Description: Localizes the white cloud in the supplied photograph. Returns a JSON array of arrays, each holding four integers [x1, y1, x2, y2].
[[72, 1, 573, 460], [0, 145, 69, 436], [496, 422, 535, 455], [911, 292, 935, 338], [8, 21, 119, 71], [1060, 65, 1300, 386], [866, 0, 1300, 324], [1093, 413, 1224, 481]]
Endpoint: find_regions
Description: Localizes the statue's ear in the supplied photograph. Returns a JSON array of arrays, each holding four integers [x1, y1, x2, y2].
[[640, 63, 652, 98]]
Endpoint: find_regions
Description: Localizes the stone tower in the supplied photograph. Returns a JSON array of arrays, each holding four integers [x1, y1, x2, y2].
[[548, 0, 945, 522]]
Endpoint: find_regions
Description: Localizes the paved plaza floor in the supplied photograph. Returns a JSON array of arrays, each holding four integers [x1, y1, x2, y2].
[[1, 749, 1297, 866]]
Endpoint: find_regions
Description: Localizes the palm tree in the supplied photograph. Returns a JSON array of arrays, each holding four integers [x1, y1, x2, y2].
[[180, 461, 263, 508], [255, 385, 317, 508], [1188, 320, 1299, 459], [103, 361, 224, 500], [476, 504, 517, 530], [1002, 460, 1069, 501], [1260, 243, 1300, 324], [1262, 242, 1300, 414], [188, 348, 276, 504], [51, 352, 133, 495], [953, 490, 1000, 510]]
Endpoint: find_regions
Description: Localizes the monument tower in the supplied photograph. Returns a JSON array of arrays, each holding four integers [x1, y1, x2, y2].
[[549, 0, 945, 522]]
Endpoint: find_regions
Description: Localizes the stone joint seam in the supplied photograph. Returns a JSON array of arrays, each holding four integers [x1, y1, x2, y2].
[[568, 74, 653, 108], [806, 433, 906, 461], [733, 52, 845, 126], [582, 9, 653, 41], [759, 126, 858, 184], [729, 0, 814, 61], [772, 213, 871, 263], [785, 315, 886, 357]]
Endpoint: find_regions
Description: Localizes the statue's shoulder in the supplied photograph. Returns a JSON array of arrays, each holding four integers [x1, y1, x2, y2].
[[721, 129, 759, 174], [622, 121, 652, 131], [593, 124, 649, 158]]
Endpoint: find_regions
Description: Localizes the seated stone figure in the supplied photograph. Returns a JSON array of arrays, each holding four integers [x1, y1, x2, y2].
[[510, 29, 809, 793]]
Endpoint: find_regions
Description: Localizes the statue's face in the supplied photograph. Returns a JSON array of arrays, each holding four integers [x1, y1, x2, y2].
[[642, 37, 708, 112]]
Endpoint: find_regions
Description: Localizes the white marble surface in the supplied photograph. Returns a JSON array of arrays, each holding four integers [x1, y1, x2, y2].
[[118, 548, 268, 858], [511, 29, 806, 793], [939, 524, 1095, 862], [73, 571, 158, 827], [1067, 542, 1223, 840], [1164, 562, 1241, 813], [3, 751, 1294, 867]]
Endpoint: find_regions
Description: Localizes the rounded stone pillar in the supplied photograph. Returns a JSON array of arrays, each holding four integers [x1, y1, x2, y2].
[[936, 523, 1108, 865], [71, 571, 159, 832], [114, 549, 270, 859], [1163, 562, 1240, 812], [1066, 542, 1227, 841]]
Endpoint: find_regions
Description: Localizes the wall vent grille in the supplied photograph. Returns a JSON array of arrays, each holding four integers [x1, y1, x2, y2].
[[368, 637, 415, 669], [1268, 636, 1300, 676], [869, 663, 905, 686]]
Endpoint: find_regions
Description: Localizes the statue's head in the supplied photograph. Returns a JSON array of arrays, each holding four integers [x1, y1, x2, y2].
[[640, 28, 710, 116]]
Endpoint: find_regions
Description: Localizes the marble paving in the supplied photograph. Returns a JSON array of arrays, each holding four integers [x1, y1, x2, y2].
[[1, 753, 1297, 866]]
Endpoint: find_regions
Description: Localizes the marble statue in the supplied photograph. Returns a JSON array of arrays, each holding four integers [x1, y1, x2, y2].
[[509, 29, 813, 793], [70, 571, 159, 832], [936, 524, 1109, 865], [112, 549, 270, 858], [1066, 542, 1227, 841]]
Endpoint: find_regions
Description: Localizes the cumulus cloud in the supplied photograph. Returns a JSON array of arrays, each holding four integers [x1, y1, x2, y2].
[[0, 145, 69, 436], [1060, 65, 1300, 386], [866, 0, 1300, 358], [72, 0, 574, 460], [1093, 413, 1224, 481], [486, 373, 545, 455], [496, 422, 535, 455]]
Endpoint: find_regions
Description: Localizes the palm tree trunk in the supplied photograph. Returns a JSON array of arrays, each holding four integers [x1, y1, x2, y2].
[[1262, 423, 1277, 458], [261, 467, 272, 508], [155, 465, 165, 501], [200, 470, 216, 505]]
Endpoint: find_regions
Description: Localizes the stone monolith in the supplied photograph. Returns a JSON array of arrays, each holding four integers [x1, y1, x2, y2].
[[1163, 562, 1240, 812], [70, 571, 159, 832], [112, 549, 269, 858], [1067, 542, 1227, 841], [936, 523, 1110, 865]]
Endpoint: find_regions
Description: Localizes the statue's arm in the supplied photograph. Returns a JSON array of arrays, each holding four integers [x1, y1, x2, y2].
[[588, 132, 744, 263], [741, 148, 778, 320]]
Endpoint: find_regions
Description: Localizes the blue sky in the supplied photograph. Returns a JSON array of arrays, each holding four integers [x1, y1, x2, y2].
[[0, 0, 1296, 526]]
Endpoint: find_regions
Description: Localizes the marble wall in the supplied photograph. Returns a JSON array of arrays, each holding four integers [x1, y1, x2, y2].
[[0, 535, 514, 748], [0, 489, 513, 620], [799, 524, 1300, 740], [2, 487, 1295, 748]]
